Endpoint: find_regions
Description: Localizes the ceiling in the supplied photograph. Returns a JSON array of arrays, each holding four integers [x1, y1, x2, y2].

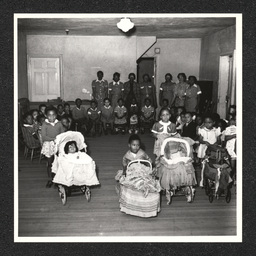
[[18, 17, 236, 38]]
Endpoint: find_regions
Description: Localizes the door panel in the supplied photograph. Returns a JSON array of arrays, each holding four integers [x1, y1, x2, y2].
[[28, 57, 60, 101]]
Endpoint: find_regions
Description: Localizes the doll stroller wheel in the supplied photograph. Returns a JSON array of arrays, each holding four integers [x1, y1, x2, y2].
[[58, 185, 67, 205], [226, 189, 231, 203], [166, 190, 173, 205], [209, 194, 214, 203], [85, 187, 91, 202]]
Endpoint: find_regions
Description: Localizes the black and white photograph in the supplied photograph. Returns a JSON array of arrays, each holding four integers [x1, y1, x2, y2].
[[14, 13, 242, 242]]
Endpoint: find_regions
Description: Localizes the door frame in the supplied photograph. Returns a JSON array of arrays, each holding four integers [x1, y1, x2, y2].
[[217, 52, 234, 119], [27, 54, 63, 102], [136, 57, 156, 84]]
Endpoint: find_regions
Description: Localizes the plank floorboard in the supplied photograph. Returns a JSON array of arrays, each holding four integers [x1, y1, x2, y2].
[[18, 133, 236, 237]]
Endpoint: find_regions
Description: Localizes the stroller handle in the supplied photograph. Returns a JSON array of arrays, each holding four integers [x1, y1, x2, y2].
[[160, 137, 190, 157], [127, 160, 152, 170]]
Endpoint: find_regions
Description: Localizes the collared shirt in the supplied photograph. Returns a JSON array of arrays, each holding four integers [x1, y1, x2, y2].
[[141, 105, 155, 119], [87, 107, 101, 120], [72, 106, 87, 120], [122, 149, 152, 168], [114, 105, 127, 124], [45, 119, 59, 126], [151, 120, 176, 134]]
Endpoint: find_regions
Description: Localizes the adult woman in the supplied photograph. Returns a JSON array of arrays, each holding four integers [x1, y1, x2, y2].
[[159, 73, 176, 107], [140, 74, 157, 108], [108, 72, 124, 109], [123, 73, 141, 109], [174, 73, 188, 108]]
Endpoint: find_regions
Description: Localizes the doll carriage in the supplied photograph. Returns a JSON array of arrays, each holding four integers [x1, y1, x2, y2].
[[117, 160, 161, 218], [51, 131, 100, 205], [156, 137, 197, 205], [201, 146, 232, 203]]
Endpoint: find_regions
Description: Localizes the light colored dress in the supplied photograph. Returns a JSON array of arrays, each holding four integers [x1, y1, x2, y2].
[[197, 127, 221, 158], [174, 82, 188, 107], [224, 125, 236, 159]]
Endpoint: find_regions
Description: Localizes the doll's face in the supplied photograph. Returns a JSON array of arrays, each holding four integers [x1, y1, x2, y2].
[[68, 143, 77, 154]]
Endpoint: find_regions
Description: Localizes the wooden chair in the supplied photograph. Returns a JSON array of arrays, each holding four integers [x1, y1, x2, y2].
[[21, 126, 42, 162]]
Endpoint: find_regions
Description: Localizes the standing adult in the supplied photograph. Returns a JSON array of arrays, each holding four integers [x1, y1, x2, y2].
[[123, 73, 141, 109], [159, 73, 176, 107], [185, 76, 202, 113], [140, 74, 157, 108], [174, 73, 188, 108], [108, 72, 124, 109], [91, 71, 108, 110]]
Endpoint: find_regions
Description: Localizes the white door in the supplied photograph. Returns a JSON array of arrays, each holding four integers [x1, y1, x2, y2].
[[28, 57, 60, 101], [217, 55, 233, 119]]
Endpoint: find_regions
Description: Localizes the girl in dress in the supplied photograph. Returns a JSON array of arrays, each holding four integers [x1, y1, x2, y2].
[[41, 106, 66, 188], [101, 98, 114, 135], [151, 108, 177, 159]]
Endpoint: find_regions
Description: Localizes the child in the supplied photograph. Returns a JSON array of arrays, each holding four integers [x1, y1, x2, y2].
[[72, 98, 88, 135], [63, 103, 72, 118], [122, 134, 152, 175], [140, 98, 155, 134], [182, 112, 197, 140], [39, 104, 47, 117], [197, 116, 222, 187], [128, 97, 139, 134], [114, 98, 127, 135], [61, 115, 71, 132], [176, 110, 186, 134], [151, 108, 177, 159], [36, 114, 46, 146], [22, 112, 41, 149], [57, 104, 65, 120], [101, 97, 114, 135], [87, 100, 102, 136], [115, 134, 152, 194], [155, 99, 170, 122], [30, 109, 39, 125], [108, 72, 124, 109], [41, 106, 66, 188], [224, 119, 236, 180]]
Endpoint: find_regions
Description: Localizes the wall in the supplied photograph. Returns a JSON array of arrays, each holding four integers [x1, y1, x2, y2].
[[26, 35, 138, 101], [142, 38, 201, 101], [199, 25, 236, 111], [18, 31, 28, 98]]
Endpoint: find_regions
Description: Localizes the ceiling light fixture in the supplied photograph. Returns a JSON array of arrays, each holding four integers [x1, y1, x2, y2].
[[117, 18, 134, 33]]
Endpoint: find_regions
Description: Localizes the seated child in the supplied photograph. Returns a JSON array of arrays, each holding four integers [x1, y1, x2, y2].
[[36, 114, 46, 146], [140, 98, 155, 134], [61, 115, 71, 132], [22, 112, 41, 148], [101, 97, 114, 135], [114, 98, 127, 135], [57, 104, 65, 120], [87, 100, 102, 136], [169, 106, 177, 123], [151, 108, 177, 159], [176, 107, 186, 134], [30, 109, 39, 126], [72, 98, 88, 135], [128, 97, 139, 134], [38, 104, 47, 117], [181, 112, 197, 140]]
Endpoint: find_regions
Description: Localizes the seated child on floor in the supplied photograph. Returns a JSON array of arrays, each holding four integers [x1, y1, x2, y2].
[[61, 115, 71, 132], [140, 98, 155, 134], [72, 98, 88, 135], [101, 97, 114, 135], [155, 99, 170, 122], [128, 97, 139, 134], [181, 112, 197, 140], [114, 98, 127, 135]]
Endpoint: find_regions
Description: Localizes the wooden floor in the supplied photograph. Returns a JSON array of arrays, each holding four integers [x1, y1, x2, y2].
[[18, 133, 236, 237]]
